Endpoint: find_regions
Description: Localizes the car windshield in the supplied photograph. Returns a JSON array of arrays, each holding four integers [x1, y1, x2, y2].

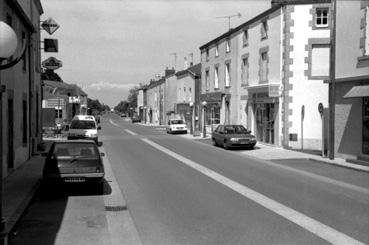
[[171, 120, 184, 124], [53, 143, 99, 159], [224, 125, 248, 134], [70, 120, 96, 129]]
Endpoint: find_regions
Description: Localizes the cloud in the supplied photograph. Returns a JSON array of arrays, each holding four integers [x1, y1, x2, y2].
[[86, 81, 138, 92]]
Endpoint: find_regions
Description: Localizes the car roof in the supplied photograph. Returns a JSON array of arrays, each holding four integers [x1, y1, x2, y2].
[[53, 140, 96, 144]]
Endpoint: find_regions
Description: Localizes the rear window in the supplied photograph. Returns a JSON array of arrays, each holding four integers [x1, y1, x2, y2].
[[53, 143, 99, 159], [70, 120, 96, 129], [170, 120, 184, 124]]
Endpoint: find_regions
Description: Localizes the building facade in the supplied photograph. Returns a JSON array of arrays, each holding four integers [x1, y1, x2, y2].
[[200, 0, 331, 151], [1, 0, 43, 177], [333, 0, 369, 161]]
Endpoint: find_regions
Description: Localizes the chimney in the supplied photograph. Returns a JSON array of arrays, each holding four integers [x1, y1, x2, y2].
[[184, 57, 188, 70], [165, 67, 175, 77]]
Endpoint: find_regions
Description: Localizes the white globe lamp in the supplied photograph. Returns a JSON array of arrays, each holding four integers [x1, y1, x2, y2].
[[0, 21, 18, 59]]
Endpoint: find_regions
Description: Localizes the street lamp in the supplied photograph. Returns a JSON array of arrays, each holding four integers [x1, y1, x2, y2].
[[201, 101, 207, 138], [0, 21, 22, 245]]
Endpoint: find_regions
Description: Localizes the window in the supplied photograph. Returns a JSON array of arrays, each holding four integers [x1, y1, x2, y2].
[[311, 44, 330, 77], [214, 66, 219, 89], [241, 57, 249, 86], [225, 63, 231, 87], [23, 100, 27, 144], [260, 52, 268, 82], [365, 6, 369, 56], [206, 48, 209, 61], [242, 29, 248, 47], [315, 8, 329, 28], [261, 20, 268, 40], [205, 70, 210, 90], [215, 45, 219, 57], [226, 39, 231, 53]]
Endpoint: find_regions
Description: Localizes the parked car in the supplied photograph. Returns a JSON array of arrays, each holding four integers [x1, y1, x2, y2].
[[67, 115, 101, 145], [167, 119, 187, 134], [212, 125, 256, 150], [42, 140, 105, 189], [131, 115, 141, 123]]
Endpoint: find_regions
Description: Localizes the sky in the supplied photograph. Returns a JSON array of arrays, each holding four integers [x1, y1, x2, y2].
[[40, 0, 271, 107]]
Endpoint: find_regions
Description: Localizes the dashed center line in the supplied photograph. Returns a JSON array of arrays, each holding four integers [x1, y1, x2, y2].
[[141, 137, 365, 245]]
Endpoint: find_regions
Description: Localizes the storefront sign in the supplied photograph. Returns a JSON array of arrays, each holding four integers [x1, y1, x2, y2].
[[41, 17, 60, 35], [44, 38, 58, 52], [42, 57, 62, 70]]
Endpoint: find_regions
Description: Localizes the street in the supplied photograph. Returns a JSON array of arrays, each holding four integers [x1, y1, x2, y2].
[[9, 114, 369, 245]]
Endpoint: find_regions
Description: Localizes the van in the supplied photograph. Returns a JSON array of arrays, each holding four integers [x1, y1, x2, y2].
[[67, 115, 101, 144]]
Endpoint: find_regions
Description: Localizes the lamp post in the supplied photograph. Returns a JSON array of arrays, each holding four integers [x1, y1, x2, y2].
[[0, 21, 19, 245], [201, 101, 207, 138]]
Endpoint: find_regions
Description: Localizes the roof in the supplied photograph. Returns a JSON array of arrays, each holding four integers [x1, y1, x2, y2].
[[199, 0, 330, 50], [175, 63, 201, 78], [43, 80, 88, 97]]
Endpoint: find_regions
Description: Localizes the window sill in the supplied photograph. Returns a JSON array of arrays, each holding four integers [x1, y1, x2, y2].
[[243, 43, 249, 48], [261, 36, 268, 41]]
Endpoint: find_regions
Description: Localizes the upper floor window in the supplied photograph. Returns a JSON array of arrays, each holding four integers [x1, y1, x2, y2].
[[260, 52, 268, 82], [315, 8, 329, 28], [205, 70, 210, 90], [215, 45, 219, 57], [226, 39, 231, 53], [242, 29, 249, 47], [241, 57, 249, 86], [214, 66, 219, 89], [225, 63, 231, 87], [206, 48, 209, 61], [261, 20, 268, 40]]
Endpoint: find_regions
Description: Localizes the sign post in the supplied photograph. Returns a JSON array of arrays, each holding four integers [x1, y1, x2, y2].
[[301, 105, 305, 150], [318, 103, 325, 157]]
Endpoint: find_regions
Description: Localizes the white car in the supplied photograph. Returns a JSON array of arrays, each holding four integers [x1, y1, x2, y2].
[[67, 115, 101, 145], [166, 119, 188, 134]]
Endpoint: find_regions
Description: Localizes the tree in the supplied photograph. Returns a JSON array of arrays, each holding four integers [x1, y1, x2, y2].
[[87, 98, 110, 115], [41, 69, 63, 82]]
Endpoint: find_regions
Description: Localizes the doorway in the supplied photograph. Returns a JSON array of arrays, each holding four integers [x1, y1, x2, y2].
[[255, 103, 275, 144]]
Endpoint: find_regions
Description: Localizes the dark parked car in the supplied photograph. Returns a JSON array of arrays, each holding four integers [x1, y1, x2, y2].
[[131, 115, 141, 123], [212, 125, 257, 150], [42, 140, 105, 188]]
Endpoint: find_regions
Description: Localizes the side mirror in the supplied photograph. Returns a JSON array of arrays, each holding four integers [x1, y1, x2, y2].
[[100, 152, 105, 157], [97, 126, 101, 130], [247, 130, 251, 134], [97, 141, 103, 147]]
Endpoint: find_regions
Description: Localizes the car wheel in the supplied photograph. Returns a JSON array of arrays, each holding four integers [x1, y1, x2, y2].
[[223, 140, 229, 150]]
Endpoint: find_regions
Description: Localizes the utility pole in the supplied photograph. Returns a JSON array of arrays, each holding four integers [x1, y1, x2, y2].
[[216, 13, 241, 31], [328, 0, 336, 160]]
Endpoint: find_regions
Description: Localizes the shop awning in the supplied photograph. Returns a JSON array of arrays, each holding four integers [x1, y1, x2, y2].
[[344, 85, 369, 98]]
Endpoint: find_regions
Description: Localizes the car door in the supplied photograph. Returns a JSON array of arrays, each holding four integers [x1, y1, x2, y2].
[[214, 126, 224, 145]]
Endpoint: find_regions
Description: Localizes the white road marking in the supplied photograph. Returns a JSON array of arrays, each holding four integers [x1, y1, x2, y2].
[[141, 138, 365, 245], [124, 129, 137, 135], [109, 119, 120, 127], [101, 146, 142, 245]]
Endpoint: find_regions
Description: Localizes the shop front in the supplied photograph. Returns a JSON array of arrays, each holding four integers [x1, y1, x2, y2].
[[248, 90, 279, 145], [200, 92, 225, 131]]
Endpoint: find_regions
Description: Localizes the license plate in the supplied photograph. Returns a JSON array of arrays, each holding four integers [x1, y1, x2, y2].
[[64, 177, 85, 183]]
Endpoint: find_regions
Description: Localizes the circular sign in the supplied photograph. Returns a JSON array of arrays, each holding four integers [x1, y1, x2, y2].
[[318, 103, 324, 114], [0, 22, 18, 58]]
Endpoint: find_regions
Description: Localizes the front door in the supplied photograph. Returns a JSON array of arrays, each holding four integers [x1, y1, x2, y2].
[[255, 103, 275, 144]]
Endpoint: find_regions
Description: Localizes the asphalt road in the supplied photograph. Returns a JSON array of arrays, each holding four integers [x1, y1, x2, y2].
[[103, 114, 368, 245], [9, 114, 369, 245]]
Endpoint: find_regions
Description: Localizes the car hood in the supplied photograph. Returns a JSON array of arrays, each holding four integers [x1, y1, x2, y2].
[[226, 133, 256, 138]]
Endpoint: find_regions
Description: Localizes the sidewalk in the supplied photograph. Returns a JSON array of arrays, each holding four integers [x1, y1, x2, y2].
[[2, 154, 46, 242], [178, 132, 369, 173]]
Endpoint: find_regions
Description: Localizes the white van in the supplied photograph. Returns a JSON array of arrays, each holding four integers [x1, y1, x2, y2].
[[67, 115, 101, 144]]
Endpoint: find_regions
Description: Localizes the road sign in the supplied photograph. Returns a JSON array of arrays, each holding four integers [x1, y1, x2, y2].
[[318, 103, 324, 114], [41, 18, 60, 35], [301, 105, 305, 121], [42, 57, 62, 70], [44, 38, 58, 52]]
